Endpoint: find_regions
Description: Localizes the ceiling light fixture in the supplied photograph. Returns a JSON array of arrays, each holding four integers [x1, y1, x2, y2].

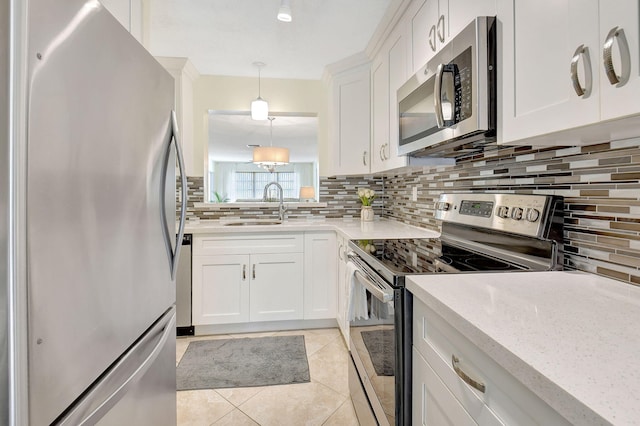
[[277, 0, 292, 22], [253, 117, 290, 173], [251, 62, 268, 120]]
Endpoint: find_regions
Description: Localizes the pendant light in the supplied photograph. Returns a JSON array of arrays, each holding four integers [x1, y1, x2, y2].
[[253, 117, 289, 172], [251, 62, 268, 120], [277, 0, 292, 22]]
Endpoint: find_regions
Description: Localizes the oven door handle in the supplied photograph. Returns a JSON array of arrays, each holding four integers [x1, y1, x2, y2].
[[354, 270, 394, 303]]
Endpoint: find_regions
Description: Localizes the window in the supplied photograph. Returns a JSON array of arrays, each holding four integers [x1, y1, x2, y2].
[[235, 171, 298, 200]]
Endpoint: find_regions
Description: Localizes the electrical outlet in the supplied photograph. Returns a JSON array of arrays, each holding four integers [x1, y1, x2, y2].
[[412, 186, 418, 202], [412, 252, 418, 267]]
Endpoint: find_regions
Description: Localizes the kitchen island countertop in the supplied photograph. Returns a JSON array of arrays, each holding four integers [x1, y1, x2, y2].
[[408, 271, 640, 426], [183, 217, 440, 240]]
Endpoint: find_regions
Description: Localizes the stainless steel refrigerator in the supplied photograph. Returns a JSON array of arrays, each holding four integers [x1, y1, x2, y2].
[[1, 0, 188, 424]]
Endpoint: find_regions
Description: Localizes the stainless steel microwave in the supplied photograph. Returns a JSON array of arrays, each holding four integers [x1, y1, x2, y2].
[[397, 16, 496, 156]]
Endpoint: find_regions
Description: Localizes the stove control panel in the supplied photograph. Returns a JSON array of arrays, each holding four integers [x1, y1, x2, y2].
[[435, 193, 560, 238]]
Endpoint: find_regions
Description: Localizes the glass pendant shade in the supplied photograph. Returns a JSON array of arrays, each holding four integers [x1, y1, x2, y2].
[[251, 97, 269, 120], [251, 62, 268, 120]]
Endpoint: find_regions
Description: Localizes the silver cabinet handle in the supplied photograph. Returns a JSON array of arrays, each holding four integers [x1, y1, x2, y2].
[[428, 25, 436, 52], [452, 355, 486, 393], [434, 63, 446, 128], [362, 151, 368, 166], [379, 144, 385, 161], [252, 264, 256, 279], [242, 264, 246, 280], [338, 244, 344, 261], [437, 14, 445, 43], [570, 44, 592, 97], [603, 26, 630, 86]]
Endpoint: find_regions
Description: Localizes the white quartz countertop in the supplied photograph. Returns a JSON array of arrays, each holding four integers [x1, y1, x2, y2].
[[407, 271, 640, 425], [183, 218, 440, 240]]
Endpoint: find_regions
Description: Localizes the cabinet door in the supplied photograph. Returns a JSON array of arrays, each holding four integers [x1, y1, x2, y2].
[[336, 235, 349, 346], [371, 54, 390, 173], [304, 233, 337, 320], [599, 0, 640, 120], [448, 0, 495, 40], [192, 254, 250, 325], [386, 29, 412, 170], [413, 347, 477, 426], [100, 0, 142, 42], [250, 253, 304, 322], [412, 0, 439, 72], [498, 0, 600, 144], [330, 67, 371, 175], [100, 0, 130, 30]]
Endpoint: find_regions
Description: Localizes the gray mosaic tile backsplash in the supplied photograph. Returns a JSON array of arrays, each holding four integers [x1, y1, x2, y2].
[[179, 137, 640, 286], [384, 139, 640, 286]]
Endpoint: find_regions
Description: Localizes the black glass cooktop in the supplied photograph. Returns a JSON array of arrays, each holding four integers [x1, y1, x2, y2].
[[350, 238, 525, 276]]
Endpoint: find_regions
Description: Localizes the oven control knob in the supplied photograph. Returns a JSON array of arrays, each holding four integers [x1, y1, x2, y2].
[[497, 205, 509, 218], [510, 207, 523, 220], [436, 201, 450, 211], [526, 208, 541, 222]]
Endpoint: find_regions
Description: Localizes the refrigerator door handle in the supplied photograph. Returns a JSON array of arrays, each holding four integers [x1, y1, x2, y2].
[[161, 110, 188, 281], [56, 308, 176, 425]]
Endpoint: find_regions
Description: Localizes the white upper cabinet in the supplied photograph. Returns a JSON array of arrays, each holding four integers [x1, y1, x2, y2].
[[599, 0, 640, 121], [371, 54, 390, 174], [498, 0, 640, 146], [328, 62, 372, 176], [372, 26, 414, 174], [411, 0, 495, 73], [411, 0, 444, 73], [100, 0, 143, 42], [498, 0, 600, 143]]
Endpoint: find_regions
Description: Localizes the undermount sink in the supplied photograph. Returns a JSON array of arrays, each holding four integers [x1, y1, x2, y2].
[[222, 220, 283, 226]]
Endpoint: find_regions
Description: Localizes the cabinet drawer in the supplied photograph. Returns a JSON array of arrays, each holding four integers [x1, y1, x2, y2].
[[413, 347, 477, 426], [193, 233, 303, 256], [413, 297, 571, 426]]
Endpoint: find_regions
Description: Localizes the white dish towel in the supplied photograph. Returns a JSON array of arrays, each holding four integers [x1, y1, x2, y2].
[[346, 261, 369, 321]]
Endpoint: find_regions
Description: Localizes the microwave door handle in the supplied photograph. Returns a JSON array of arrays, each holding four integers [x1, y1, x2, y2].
[[434, 63, 446, 128]]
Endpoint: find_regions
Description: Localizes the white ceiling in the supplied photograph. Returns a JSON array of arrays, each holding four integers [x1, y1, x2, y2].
[[148, 0, 392, 79]]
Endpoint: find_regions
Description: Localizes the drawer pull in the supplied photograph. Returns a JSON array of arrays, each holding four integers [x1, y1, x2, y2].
[[242, 264, 246, 280], [452, 355, 485, 393]]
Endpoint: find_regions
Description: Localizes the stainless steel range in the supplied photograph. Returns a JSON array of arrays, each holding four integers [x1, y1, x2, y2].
[[347, 193, 564, 426]]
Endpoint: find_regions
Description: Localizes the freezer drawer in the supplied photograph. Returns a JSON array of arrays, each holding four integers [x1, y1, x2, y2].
[[57, 307, 176, 425]]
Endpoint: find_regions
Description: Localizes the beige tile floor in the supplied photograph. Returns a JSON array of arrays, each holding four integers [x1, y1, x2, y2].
[[176, 328, 360, 426]]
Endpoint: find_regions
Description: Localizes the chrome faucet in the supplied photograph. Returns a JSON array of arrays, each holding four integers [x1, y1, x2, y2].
[[263, 181, 287, 221]]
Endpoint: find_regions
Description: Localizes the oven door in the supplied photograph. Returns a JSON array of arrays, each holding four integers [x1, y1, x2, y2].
[[349, 267, 397, 426]]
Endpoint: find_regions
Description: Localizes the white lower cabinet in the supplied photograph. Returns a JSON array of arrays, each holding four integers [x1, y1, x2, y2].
[[249, 253, 304, 322], [335, 233, 350, 346], [192, 254, 249, 325], [192, 234, 304, 326], [303, 232, 337, 320], [412, 297, 571, 426], [413, 347, 477, 426]]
